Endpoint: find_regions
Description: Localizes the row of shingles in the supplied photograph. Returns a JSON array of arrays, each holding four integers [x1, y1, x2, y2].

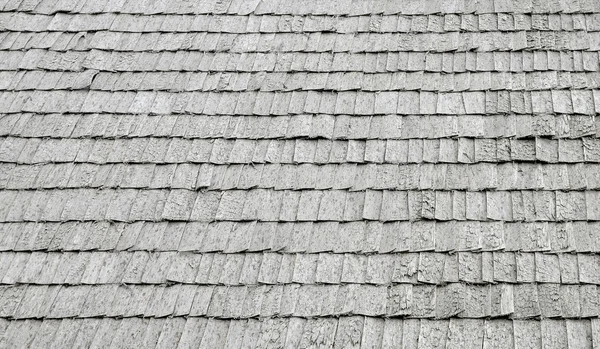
[[3, 113, 598, 139], [0, 250, 598, 286], [2, 317, 597, 349], [6, 49, 599, 73], [0, 317, 287, 349], [1, 90, 598, 115], [0, 30, 595, 52], [3, 137, 599, 165], [0, 220, 597, 253], [1, 191, 598, 240], [3, 134, 594, 189], [2, 113, 596, 139], [3, 162, 599, 191], [0, 18, 597, 54], [4, 0, 600, 15], [1, 188, 599, 222], [61, 70, 600, 91], [0, 70, 96, 91], [8, 33, 593, 68], [1, 282, 600, 319], [4, 71, 600, 92], [2, 12, 600, 33]]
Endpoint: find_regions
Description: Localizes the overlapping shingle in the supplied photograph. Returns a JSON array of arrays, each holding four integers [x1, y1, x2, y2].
[[3, 282, 600, 320], [5, 250, 600, 286]]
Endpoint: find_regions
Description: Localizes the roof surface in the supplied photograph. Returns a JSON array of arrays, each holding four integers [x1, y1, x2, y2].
[[0, 0, 600, 347]]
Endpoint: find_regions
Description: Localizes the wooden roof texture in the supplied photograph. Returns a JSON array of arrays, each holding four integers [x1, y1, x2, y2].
[[0, 0, 599, 347]]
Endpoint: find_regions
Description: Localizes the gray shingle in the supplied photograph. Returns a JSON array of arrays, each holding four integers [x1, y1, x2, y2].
[[566, 320, 593, 349], [161, 189, 196, 220]]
